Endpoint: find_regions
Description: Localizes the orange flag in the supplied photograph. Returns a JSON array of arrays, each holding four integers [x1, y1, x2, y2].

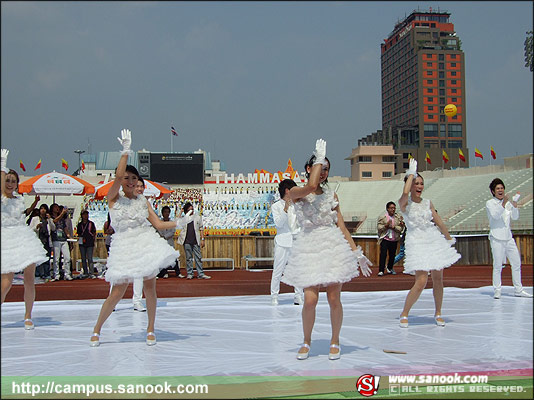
[[34, 159, 42, 170], [61, 158, 69, 171], [490, 146, 496, 160], [19, 160, 26, 172], [459, 149, 466, 162], [474, 148, 483, 159], [81, 160, 86, 172], [442, 150, 449, 163], [425, 151, 431, 164]]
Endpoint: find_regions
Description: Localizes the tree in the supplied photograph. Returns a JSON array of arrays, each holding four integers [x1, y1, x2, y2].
[[525, 31, 533, 72]]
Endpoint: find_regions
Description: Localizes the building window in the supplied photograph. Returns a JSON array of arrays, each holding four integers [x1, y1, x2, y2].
[[440, 124, 446, 137], [440, 115, 446, 122], [428, 106, 434, 110], [448, 124, 462, 137], [439, 54, 444, 61], [440, 98, 445, 105], [451, 62, 456, 67], [439, 62, 444, 69], [424, 140, 439, 148], [450, 54, 457, 59], [382, 156, 395, 163], [382, 171, 393, 178], [451, 89, 457, 93], [451, 80, 457, 85], [403, 162, 409, 168], [362, 171, 372, 178], [428, 88, 434, 93], [439, 89, 445, 96], [424, 123, 438, 137], [451, 71, 457, 76], [428, 115, 435, 119], [441, 140, 446, 148], [427, 97, 433, 102], [403, 153, 409, 159], [427, 79, 433, 84], [448, 140, 463, 148], [427, 62, 433, 67], [358, 156, 372, 162], [439, 71, 445, 78]]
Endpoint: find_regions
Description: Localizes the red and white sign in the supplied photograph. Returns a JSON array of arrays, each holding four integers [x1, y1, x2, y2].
[[356, 374, 380, 397]]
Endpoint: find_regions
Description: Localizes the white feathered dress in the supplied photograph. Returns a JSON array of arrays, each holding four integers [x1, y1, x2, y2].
[[401, 198, 461, 273], [281, 188, 369, 289], [1, 194, 48, 274], [105, 194, 180, 285]]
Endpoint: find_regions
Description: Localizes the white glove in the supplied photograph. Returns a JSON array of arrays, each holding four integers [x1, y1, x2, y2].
[[512, 193, 521, 202], [406, 158, 417, 177], [353, 247, 372, 277], [117, 129, 132, 155], [312, 139, 327, 165], [175, 210, 194, 229], [1, 149, 9, 173]]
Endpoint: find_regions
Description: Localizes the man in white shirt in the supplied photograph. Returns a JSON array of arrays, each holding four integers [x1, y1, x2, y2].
[[486, 178, 532, 299], [270, 179, 304, 306]]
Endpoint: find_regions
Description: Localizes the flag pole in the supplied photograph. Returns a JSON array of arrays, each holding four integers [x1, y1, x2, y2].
[[170, 131, 173, 153]]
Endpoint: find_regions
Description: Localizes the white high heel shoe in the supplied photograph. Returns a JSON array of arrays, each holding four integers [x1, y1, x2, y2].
[[24, 319, 35, 330], [90, 333, 100, 347], [146, 332, 157, 346], [328, 344, 341, 360], [296, 343, 310, 360]]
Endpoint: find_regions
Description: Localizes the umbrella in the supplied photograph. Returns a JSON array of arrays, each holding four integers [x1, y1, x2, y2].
[[19, 171, 95, 201], [94, 179, 172, 200]]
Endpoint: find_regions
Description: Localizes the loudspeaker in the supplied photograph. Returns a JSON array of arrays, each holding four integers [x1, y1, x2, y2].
[[138, 153, 150, 179]]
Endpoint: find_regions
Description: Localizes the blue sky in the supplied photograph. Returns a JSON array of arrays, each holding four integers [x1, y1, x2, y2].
[[1, 1, 532, 177]]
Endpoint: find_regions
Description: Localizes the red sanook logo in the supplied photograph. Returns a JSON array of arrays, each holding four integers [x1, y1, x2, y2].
[[356, 374, 380, 397]]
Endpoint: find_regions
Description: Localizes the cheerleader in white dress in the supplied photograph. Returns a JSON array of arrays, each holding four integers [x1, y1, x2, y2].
[[1, 149, 48, 330], [398, 159, 460, 328], [90, 130, 192, 347], [281, 139, 372, 360]]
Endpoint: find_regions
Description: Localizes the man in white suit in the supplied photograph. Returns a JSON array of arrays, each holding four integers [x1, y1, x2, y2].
[[486, 178, 532, 299], [270, 179, 304, 305]]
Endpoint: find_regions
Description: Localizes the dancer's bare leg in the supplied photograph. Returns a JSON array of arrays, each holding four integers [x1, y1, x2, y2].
[[143, 277, 157, 339], [431, 269, 444, 323], [400, 271, 428, 318], [326, 283, 343, 355], [91, 283, 128, 342], [299, 286, 319, 355], [1, 272, 14, 304], [23, 265, 36, 327]]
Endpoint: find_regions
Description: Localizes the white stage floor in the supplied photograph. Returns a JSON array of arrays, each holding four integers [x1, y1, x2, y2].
[[1, 286, 532, 377]]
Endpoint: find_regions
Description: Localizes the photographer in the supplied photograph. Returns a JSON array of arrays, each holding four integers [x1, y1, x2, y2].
[[76, 210, 96, 278], [29, 204, 55, 280]]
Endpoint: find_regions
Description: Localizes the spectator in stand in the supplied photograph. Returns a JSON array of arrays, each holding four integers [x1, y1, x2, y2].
[[178, 202, 210, 279], [157, 206, 185, 279], [30, 204, 55, 280], [77, 210, 97, 279], [50, 203, 74, 281], [377, 202, 404, 276]]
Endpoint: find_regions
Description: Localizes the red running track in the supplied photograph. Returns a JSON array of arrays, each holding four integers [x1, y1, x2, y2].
[[4, 265, 532, 302]]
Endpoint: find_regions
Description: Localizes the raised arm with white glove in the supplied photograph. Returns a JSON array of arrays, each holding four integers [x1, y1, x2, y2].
[[406, 158, 418, 177], [1, 149, 9, 173], [117, 129, 132, 155], [312, 139, 327, 165], [175, 210, 194, 229]]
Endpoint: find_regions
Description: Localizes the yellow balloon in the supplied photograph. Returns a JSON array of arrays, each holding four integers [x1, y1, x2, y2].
[[444, 104, 457, 117]]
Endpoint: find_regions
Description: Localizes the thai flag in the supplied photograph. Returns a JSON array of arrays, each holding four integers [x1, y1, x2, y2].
[[171, 126, 178, 136]]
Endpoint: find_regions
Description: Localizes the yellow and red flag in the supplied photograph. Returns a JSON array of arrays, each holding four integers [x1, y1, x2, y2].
[[34, 159, 42, 170], [81, 160, 86, 172], [474, 148, 483, 159], [490, 146, 496, 160], [442, 150, 449, 163], [19, 160, 26, 172], [459, 149, 466, 162], [425, 151, 431, 164], [61, 158, 69, 171]]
